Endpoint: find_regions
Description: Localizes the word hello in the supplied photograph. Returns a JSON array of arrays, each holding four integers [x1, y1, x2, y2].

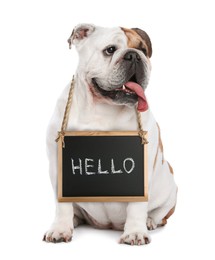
[[71, 158, 135, 175]]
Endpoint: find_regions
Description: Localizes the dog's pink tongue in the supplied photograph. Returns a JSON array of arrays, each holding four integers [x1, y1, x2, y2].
[[125, 82, 148, 112]]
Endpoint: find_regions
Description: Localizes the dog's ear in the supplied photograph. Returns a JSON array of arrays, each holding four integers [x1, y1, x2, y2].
[[131, 28, 152, 58], [67, 24, 95, 49]]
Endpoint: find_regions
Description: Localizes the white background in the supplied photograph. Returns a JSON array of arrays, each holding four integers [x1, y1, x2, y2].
[[0, 0, 215, 259]]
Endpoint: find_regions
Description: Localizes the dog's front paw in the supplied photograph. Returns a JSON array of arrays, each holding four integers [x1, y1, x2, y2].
[[43, 222, 73, 243], [119, 232, 151, 246]]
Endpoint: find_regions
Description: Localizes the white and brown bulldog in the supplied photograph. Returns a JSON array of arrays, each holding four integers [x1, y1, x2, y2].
[[44, 24, 177, 245]]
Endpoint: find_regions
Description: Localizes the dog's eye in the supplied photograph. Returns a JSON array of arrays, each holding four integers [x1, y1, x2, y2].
[[141, 48, 147, 56], [104, 46, 117, 56]]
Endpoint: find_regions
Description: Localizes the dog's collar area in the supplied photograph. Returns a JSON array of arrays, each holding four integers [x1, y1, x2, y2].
[[55, 76, 148, 146]]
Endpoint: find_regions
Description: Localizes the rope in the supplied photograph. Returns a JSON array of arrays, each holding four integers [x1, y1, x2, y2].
[[55, 76, 148, 147], [55, 76, 75, 147], [136, 109, 148, 144]]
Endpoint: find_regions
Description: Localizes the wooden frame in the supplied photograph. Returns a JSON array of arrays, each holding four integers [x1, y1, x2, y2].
[[58, 131, 148, 202]]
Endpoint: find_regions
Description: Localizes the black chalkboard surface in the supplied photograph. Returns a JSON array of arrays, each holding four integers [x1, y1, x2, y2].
[[58, 131, 148, 202]]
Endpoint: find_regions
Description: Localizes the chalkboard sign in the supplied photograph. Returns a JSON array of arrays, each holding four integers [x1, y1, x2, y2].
[[58, 131, 148, 202]]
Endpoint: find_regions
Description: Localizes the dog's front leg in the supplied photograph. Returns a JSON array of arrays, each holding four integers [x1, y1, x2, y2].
[[120, 202, 150, 246], [43, 202, 74, 243]]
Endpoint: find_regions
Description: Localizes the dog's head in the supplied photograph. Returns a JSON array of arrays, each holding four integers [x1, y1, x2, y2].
[[68, 24, 152, 112]]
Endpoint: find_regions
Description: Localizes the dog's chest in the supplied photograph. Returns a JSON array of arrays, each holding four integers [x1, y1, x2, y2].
[[68, 105, 139, 131]]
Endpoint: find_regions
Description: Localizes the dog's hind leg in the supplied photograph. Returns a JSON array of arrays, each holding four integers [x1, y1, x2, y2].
[[147, 193, 177, 230], [147, 205, 176, 230]]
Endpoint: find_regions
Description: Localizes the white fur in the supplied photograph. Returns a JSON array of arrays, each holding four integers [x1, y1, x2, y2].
[[44, 24, 177, 245]]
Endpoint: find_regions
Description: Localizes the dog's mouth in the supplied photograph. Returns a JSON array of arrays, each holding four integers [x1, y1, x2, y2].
[[92, 76, 148, 112]]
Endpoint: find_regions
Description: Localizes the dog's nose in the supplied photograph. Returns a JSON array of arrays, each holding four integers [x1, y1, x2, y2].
[[123, 51, 141, 62]]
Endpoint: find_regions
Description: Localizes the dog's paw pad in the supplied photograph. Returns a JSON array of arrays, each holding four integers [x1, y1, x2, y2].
[[43, 224, 73, 243], [147, 217, 157, 230], [119, 232, 151, 246]]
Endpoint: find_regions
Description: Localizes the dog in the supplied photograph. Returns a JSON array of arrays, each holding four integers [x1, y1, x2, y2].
[[43, 24, 177, 245]]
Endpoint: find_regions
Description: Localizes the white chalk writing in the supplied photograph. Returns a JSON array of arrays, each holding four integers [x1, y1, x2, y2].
[[123, 158, 135, 174], [85, 158, 95, 175], [111, 159, 123, 174], [70, 157, 135, 175], [71, 158, 82, 175], [98, 159, 109, 174]]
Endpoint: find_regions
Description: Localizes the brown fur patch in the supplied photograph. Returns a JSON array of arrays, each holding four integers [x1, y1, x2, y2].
[[161, 206, 176, 226], [121, 27, 152, 58], [153, 123, 164, 170], [153, 123, 164, 169], [121, 28, 143, 48], [160, 218, 167, 226], [153, 143, 159, 170], [132, 28, 152, 58], [156, 123, 164, 155], [167, 161, 174, 175]]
